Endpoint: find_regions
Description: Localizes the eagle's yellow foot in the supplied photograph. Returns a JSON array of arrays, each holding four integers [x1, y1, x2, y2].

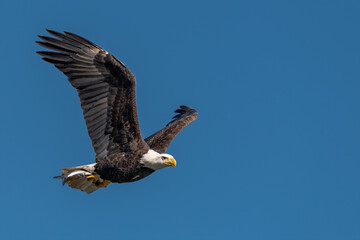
[[86, 174, 109, 188], [86, 175, 95, 182], [96, 180, 111, 188], [86, 174, 99, 182]]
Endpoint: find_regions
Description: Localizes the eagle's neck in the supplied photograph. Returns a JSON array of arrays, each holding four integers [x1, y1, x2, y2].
[[140, 149, 165, 170]]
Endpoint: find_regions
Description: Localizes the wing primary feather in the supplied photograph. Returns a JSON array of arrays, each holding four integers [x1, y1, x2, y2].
[[68, 72, 104, 79], [41, 57, 65, 65], [37, 36, 79, 52], [46, 29, 92, 49], [70, 54, 95, 64], [62, 68, 100, 74], [37, 51, 70, 62], [36, 41, 72, 53], [64, 31, 101, 50]]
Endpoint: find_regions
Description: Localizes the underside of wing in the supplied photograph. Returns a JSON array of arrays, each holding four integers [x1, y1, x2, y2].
[[37, 30, 148, 160], [145, 105, 198, 153]]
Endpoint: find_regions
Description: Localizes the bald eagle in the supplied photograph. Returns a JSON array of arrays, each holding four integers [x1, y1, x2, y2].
[[36, 30, 197, 193]]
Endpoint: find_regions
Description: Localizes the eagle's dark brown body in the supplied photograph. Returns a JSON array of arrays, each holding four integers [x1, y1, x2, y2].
[[36, 30, 197, 191], [95, 151, 154, 183]]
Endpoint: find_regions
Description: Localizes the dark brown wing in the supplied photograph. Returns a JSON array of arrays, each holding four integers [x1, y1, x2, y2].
[[145, 106, 198, 153], [36, 30, 148, 160]]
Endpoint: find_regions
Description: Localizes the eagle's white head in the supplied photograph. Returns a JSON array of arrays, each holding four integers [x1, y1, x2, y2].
[[140, 150, 176, 170]]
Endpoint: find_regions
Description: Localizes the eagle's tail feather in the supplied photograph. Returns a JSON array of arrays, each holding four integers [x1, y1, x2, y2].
[[54, 164, 110, 194]]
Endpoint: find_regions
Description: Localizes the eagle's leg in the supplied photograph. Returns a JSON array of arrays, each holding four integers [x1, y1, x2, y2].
[[86, 174, 110, 188]]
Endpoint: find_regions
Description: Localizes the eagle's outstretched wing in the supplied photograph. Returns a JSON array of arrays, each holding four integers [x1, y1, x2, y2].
[[37, 30, 148, 160], [145, 106, 198, 153]]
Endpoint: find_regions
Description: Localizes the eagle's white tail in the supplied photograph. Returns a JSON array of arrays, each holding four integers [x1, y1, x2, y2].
[[53, 163, 110, 194]]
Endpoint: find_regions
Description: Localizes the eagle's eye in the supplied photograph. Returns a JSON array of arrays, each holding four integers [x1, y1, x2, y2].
[[161, 156, 167, 160]]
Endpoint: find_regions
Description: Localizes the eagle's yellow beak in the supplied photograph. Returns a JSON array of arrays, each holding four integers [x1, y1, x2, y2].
[[164, 157, 176, 167]]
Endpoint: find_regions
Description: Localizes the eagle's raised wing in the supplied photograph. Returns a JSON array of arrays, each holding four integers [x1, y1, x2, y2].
[[37, 30, 148, 160], [145, 106, 198, 153]]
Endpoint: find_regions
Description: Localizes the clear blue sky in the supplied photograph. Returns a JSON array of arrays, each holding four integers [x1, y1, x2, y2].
[[0, 0, 359, 239]]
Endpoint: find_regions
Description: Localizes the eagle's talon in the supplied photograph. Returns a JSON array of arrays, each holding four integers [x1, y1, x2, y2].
[[86, 175, 96, 182]]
